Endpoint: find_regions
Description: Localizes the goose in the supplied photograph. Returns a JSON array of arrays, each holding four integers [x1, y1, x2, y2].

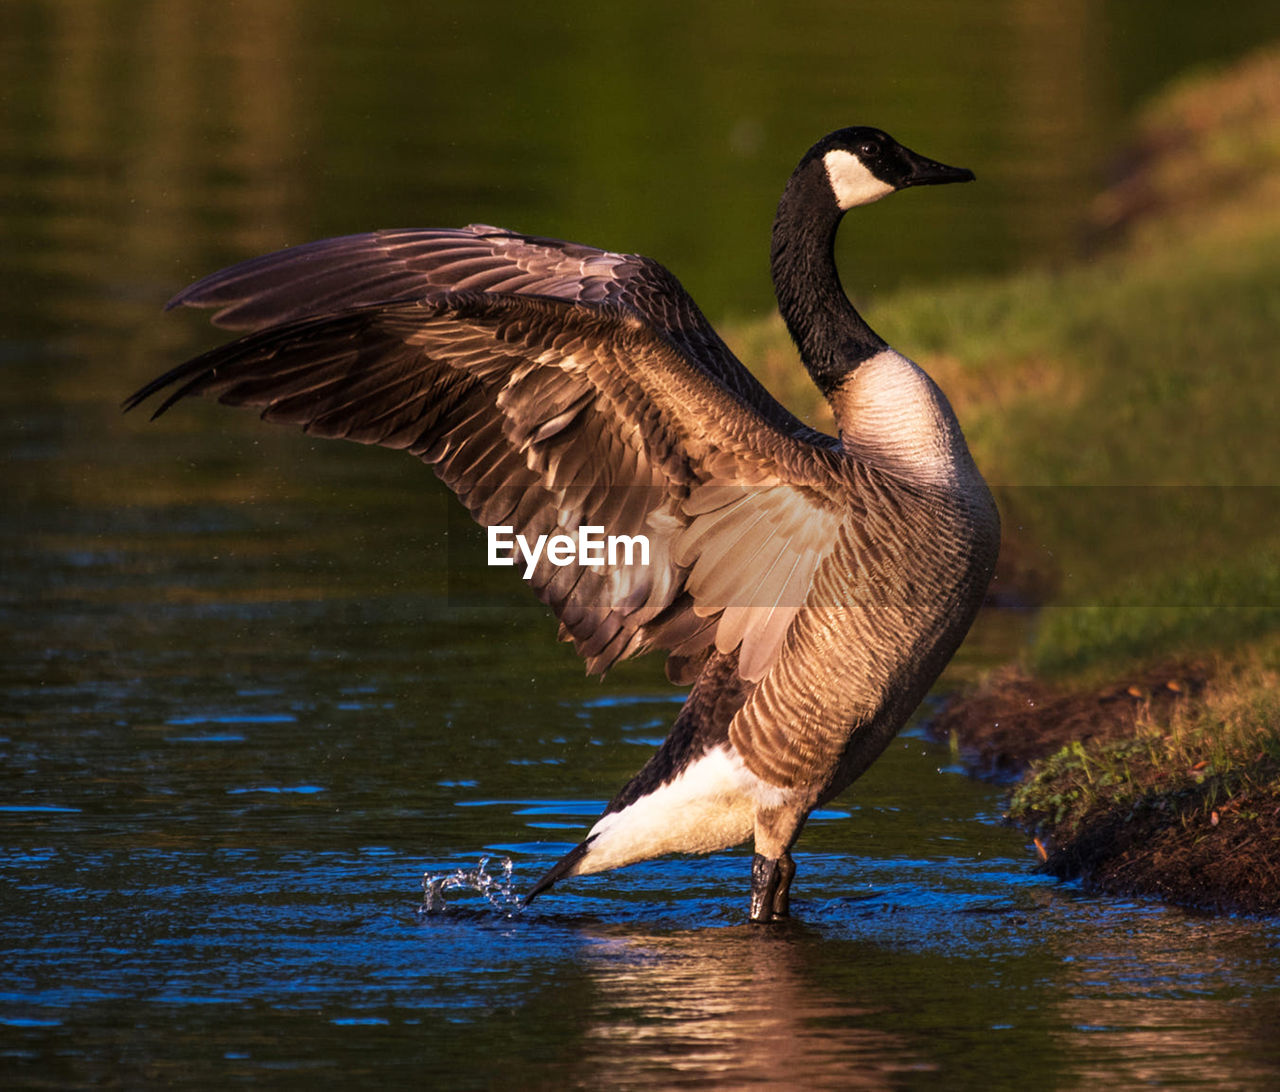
[[126, 127, 1000, 922]]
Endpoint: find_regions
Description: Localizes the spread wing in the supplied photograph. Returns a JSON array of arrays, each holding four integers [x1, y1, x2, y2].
[[131, 233, 851, 683], [166, 225, 834, 451]]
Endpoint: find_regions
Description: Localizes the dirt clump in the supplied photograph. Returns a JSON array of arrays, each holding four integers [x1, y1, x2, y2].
[[932, 661, 1210, 779]]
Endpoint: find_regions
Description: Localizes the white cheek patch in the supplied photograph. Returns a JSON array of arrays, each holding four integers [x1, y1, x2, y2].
[[824, 149, 895, 209]]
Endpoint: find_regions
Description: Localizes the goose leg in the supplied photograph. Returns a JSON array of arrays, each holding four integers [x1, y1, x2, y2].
[[749, 851, 796, 923], [772, 851, 796, 918]]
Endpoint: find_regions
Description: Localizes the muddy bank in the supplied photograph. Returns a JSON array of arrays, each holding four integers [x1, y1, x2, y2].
[[933, 661, 1210, 777], [934, 662, 1280, 916]]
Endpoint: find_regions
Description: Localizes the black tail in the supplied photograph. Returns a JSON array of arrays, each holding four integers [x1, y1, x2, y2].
[[524, 838, 593, 906]]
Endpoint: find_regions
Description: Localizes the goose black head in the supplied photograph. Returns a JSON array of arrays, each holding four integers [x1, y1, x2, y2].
[[814, 127, 975, 211]]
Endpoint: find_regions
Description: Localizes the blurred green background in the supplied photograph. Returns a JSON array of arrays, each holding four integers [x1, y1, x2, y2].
[[4, 0, 1276, 338]]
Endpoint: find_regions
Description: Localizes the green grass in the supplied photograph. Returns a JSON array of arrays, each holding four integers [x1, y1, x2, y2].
[[732, 46, 1280, 682], [1007, 635, 1280, 841], [740, 227, 1280, 677]]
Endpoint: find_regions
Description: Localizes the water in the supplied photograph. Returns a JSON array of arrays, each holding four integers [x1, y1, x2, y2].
[[5, 1, 1280, 1086], [5, 640, 1280, 1086], [5, 487, 1279, 1087]]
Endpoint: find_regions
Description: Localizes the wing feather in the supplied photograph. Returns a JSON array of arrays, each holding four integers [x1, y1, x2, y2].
[[133, 249, 854, 683], [166, 225, 840, 448]]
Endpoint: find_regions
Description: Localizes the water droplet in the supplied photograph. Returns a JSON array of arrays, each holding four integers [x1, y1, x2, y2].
[[420, 856, 519, 916]]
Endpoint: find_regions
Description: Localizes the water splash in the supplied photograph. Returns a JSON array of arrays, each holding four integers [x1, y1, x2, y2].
[[419, 856, 521, 916]]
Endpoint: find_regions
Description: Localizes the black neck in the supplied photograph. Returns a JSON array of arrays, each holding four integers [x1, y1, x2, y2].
[[770, 158, 886, 397]]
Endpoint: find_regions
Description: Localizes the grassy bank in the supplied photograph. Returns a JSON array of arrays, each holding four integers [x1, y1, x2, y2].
[[1006, 636, 1280, 913], [736, 45, 1280, 911]]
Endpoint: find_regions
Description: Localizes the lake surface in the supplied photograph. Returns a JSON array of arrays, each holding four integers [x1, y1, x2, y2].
[[7, 413, 1280, 1089], [4, 1, 1280, 1086]]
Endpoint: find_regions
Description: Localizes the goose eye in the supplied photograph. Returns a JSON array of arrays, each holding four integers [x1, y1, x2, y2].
[[856, 141, 880, 159]]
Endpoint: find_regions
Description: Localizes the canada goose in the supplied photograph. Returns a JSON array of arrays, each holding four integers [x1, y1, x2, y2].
[[126, 127, 999, 922]]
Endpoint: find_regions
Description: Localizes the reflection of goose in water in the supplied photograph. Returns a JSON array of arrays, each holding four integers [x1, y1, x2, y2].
[[127, 127, 999, 922], [572, 928, 906, 1087]]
